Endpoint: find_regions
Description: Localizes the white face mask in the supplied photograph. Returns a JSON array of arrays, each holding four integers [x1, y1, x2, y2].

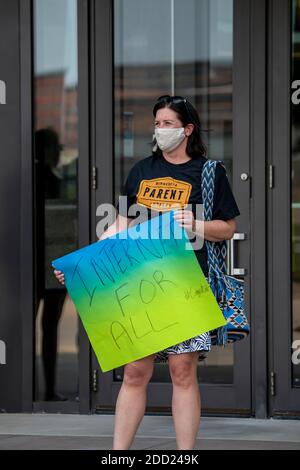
[[153, 127, 186, 152]]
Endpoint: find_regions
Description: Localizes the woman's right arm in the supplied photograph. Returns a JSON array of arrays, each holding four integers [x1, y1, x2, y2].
[[53, 214, 131, 285], [98, 214, 130, 241]]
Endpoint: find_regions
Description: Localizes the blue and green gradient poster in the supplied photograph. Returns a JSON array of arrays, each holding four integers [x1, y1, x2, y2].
[[52, 211, 226, 372]]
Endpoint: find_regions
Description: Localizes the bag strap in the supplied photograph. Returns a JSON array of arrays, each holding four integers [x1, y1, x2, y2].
[[201, 159, 228, 275], [201, 158, 230, 346]]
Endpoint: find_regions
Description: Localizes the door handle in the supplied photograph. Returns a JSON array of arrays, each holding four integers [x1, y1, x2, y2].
[[226, 232, 246, 276]]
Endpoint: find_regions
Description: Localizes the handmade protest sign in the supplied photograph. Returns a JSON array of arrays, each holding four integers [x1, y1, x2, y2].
[[52, 211, 226, 372]]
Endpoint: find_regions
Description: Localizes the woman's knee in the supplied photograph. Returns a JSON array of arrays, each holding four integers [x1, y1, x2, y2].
[[123, 355, 155, 387], [169, 354, 198, 388]]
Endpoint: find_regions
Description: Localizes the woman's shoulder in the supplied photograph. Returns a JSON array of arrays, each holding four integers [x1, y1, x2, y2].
[[125, 155, 149, 177], [124, 155, 156, 187], [202, 157, 227, 174], [190, 154, 208, 165], [129, 155, 154, 171]]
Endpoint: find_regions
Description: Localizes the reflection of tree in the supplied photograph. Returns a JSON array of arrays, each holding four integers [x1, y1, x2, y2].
[[35, 127, 63, 199], [295, 0, 300, 32], [34, 127, 67, 401]]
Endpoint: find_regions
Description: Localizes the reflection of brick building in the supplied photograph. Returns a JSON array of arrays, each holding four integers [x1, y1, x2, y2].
[[114, 62, 233, 197], [114, 62, 232, 136], [35, 72, 78, 150]]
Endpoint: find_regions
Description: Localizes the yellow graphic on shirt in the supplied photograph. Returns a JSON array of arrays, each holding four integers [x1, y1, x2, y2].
[[136, 177, 192, 211]]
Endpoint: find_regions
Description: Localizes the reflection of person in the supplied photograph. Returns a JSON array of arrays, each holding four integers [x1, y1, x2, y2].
[[35, 127, 67, 402], [54, 95, 240, 448]]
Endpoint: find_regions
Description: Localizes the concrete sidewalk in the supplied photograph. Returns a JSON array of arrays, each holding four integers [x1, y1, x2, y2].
[[0, 414, 300, 450]]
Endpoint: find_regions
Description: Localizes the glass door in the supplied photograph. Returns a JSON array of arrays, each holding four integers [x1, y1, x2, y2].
[[269, 0, 300, 416], [32, 0, 80, 409], [93, 0, 251, 414]]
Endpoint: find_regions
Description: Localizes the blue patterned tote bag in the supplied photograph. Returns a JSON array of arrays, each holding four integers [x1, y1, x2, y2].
[[201, 159, 250, 346]]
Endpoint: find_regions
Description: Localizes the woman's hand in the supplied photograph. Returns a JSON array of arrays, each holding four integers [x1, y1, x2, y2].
[[54, 269, 65, 286], [173, 209, 196, 233], [173, 209, 237, 241]]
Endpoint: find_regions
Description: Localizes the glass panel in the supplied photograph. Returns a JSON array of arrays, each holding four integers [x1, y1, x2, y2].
[[33, 0, 79, 401], [291, 0, 300, 388], [113, 0, 234, 384]]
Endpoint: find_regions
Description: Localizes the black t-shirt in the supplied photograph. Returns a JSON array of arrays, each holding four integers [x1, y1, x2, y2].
[[116, 154, 241, 277]]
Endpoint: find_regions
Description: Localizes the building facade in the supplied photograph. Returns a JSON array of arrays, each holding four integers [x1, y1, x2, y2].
[[0, 0, 299, 418]]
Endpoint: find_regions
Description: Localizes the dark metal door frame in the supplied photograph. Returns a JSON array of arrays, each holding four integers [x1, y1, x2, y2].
[[20, 0, 35, 413], [249, 0, 268, 419], [90, 0, 115, 411], [91, 0, 270, 417], [268, 0, 300, 416]]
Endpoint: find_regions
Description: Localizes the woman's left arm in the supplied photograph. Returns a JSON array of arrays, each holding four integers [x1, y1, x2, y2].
[[200, 218, 236, 241], [173, 209, 237, 241]]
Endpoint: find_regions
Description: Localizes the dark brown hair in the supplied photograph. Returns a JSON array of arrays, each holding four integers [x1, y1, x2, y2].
[[152, 96, 208, 159]]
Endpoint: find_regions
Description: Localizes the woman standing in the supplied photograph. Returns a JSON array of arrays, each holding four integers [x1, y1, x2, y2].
[[54, 95, 240, 450]]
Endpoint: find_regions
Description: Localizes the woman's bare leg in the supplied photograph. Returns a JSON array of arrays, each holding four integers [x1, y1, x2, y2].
[[113, 354, 155, 450], [168, 352, 200, 450]]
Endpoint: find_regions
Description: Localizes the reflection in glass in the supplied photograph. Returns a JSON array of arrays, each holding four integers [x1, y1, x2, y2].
[[291, 0, 300, 388], [114, 0, 234, 384], [33, 0, 79, 401]]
